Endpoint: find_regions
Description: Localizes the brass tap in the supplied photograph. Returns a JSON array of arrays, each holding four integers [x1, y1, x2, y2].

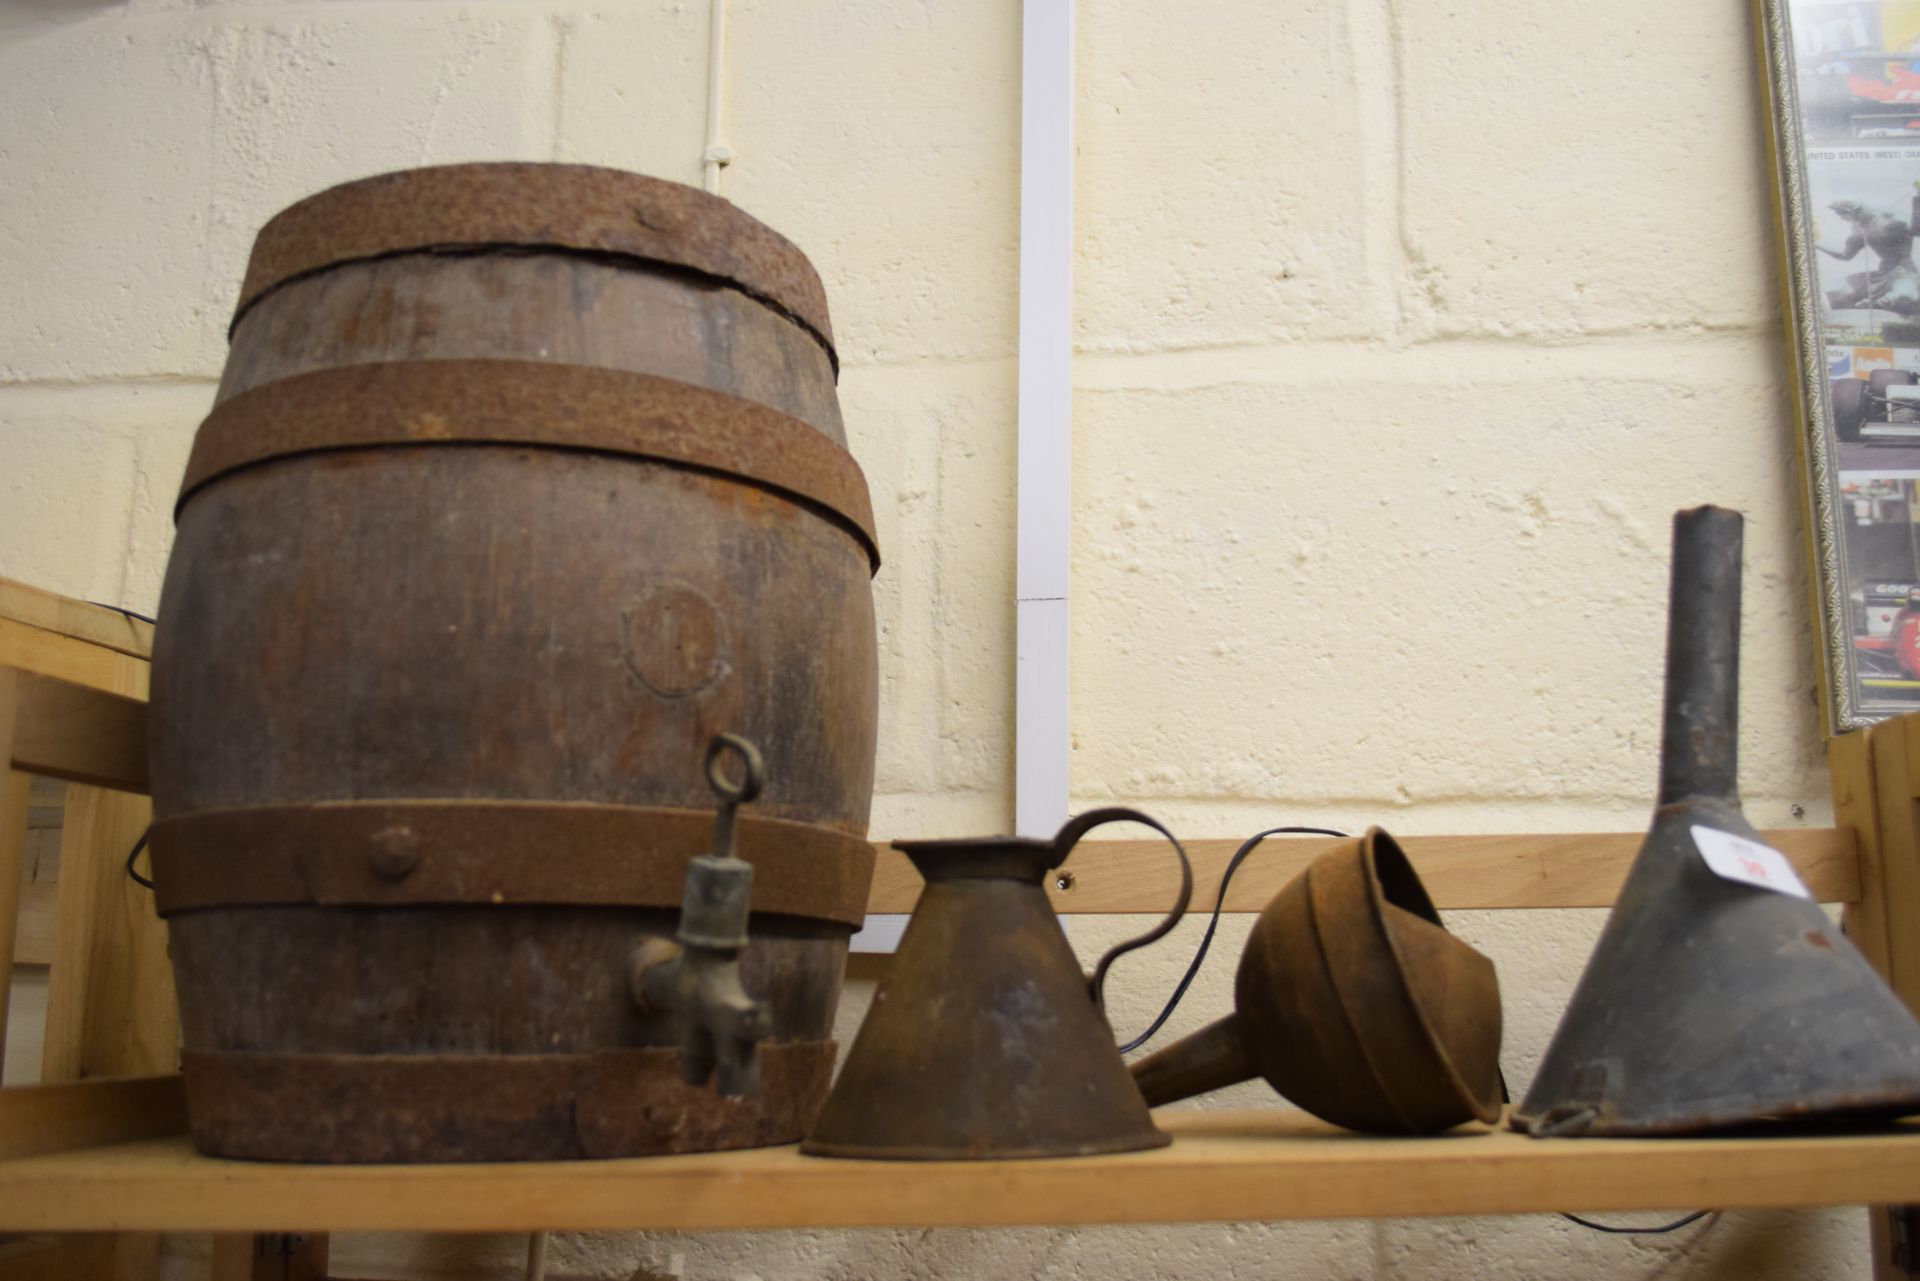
[[631, 733, 772, 1097]]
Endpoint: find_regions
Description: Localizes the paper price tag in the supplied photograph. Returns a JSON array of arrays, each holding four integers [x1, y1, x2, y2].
[[1690, 825, 1812, 900]]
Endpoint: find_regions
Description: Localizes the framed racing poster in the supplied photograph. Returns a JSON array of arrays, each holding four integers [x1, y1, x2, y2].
[[1759, 0, 1920, 729]]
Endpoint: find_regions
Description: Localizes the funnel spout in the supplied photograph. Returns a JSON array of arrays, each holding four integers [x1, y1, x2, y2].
[[1130, 1015, 1257, 1107], [1658, 506, 1742, 807]]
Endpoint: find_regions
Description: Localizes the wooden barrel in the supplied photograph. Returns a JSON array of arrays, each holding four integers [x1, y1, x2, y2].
[[147, 164, 879, 1162]]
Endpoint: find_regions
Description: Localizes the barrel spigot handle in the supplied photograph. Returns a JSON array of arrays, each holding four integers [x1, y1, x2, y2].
[[630, 734, 773, 1096]]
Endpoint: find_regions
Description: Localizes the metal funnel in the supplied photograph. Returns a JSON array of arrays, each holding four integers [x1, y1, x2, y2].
[[1513, 506, 1920, 1136], [1131, 829, 1504, 1134]]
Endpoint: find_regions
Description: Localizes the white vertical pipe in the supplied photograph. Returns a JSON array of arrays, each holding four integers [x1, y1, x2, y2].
[[1015, 0, 1074, 838], [701, 0, 731, 194]]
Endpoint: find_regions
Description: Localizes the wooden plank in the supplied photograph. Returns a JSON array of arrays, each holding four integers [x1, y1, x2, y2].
[[1829, 723, 1909, 1281], [1834, 727, 1893, 974], [0, 676, 19, 1075], [0, 591, 163, 1281], [7, 827, 1858, 950], [0, 1110, 1918, 1232], [40, 787, 174, 1083], [1871, 713, 1920, 1280], [865, 827, 1861, 914], [0, 1078, 186, 1161], [0, 767, 28, 1082], [1882, 714, 1920, 1016], [0, 621, 148, 703], [0, 580, 152, 663], [16, 782, 62, 967], [10, 677, 147, 794]]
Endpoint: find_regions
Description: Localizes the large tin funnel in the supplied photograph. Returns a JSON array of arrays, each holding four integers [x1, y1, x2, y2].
[[1513, 505, 1920, 1136]]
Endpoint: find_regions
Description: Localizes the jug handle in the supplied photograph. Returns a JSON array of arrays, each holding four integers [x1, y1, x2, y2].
[[1051, 806, 1194, 1013]]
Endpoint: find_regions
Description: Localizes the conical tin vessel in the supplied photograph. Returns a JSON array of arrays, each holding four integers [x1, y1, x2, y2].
[[1514, 505, 1920, 1136], [804, 808, 1191, 1160]]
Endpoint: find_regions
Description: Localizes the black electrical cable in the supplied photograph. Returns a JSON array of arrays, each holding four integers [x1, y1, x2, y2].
[[124, 826, 154, 890], [84, 601, 157, 626], [1110, 823, 1718, 1237], [1559, 1210, 1715, 1235], [1116, 825, 1348, 1053]]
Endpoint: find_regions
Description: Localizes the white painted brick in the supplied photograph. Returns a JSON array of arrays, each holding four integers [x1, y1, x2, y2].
[[1397, 1, 1774, 337], [867, 790, 1011, 840], [0, 385, 209, 609], [126, 387, 210, 614], [552, 4, 710, 189], [0, 12, 216, 382], [721, 1, 1020, 367], [559, 2, 1021, 367], [917, 373, 1016, 796], [1378, 1208, 1864, 1281], [197, 6, 560, 352], [842, 362, 1017, 809], [1, 5, 562, 384], [327, 1217, 1377, 1281], [0, 392, 140, 603], [1077, 0, 1380, 352], [1070, 345, 1825, 815]]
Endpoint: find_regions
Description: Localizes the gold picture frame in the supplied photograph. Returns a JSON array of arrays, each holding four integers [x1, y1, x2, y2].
[[1759, 0, 1920, 730]]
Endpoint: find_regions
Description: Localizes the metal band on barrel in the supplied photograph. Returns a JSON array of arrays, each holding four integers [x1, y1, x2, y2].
[[150, 800, 876, 926], [176, 361, 880, 571], [182, 1042, 837, 1161], [234, 163, 836, 365]]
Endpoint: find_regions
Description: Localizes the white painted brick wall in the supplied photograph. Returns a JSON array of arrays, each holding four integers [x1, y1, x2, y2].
[[553, 4, 709, 187], [723, 0, 1022, 367], [197, 3, 561, 373], [1071, 338, 1828, 817], [1398, 1, 1778, 338], [0, 0, 1865, 1277], [0, 13, 216, 383], [1078, 0, 1382, 350]]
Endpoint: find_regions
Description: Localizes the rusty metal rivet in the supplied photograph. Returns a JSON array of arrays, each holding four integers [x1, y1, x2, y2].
[[632, 199, 682, 233], [368, 826, 421, 881]]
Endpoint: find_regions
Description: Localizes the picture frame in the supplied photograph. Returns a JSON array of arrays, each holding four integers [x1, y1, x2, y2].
[[1757, 0, 1920, 730]]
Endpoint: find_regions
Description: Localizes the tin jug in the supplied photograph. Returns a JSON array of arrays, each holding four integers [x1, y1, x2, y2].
[[802, 808, 1193, 1160]]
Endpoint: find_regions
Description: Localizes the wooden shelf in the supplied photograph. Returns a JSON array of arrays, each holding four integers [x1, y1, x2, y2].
[[8, 572, 1920, 1277], [3, 1105, 1920, 1233]]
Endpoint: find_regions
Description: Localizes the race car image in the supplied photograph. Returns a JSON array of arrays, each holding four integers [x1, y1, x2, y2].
[[1854, 584, 1920, 698], [1803, 51, 1920, 141], [1831, 367, 1920, 440], [1858, 580, 1920, 638], [1843, 474, 1920, 706]]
